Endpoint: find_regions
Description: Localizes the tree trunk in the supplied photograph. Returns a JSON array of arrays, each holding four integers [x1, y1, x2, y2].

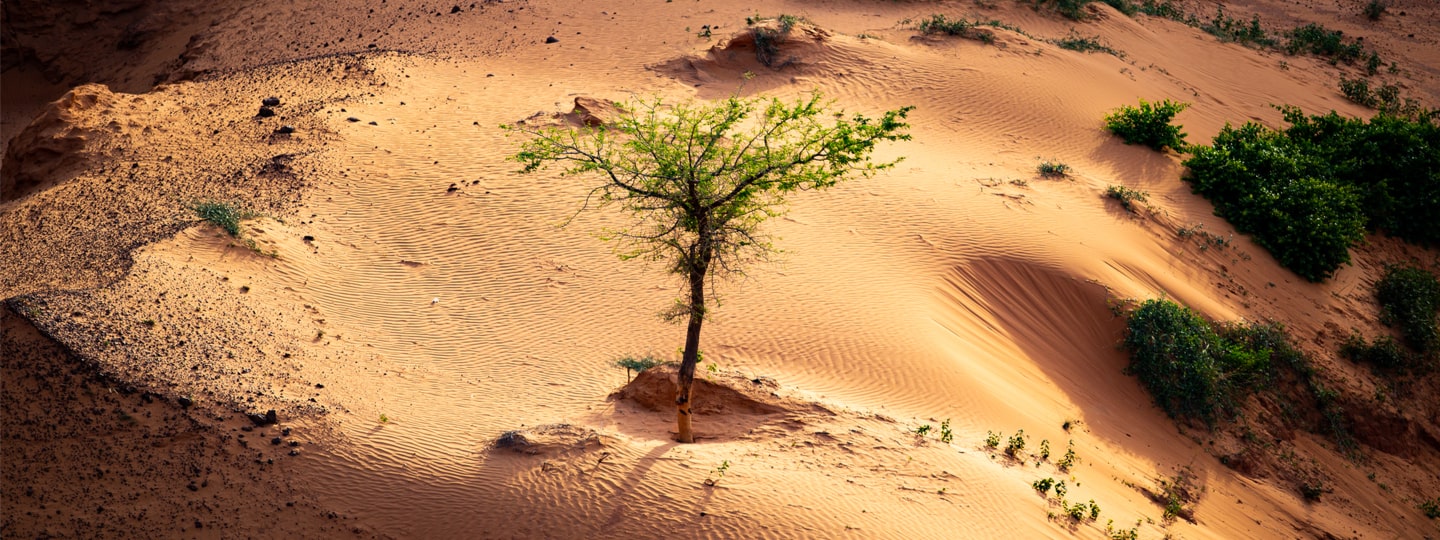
[[676, 220, 710, 443], [676, 298, 702, 443]]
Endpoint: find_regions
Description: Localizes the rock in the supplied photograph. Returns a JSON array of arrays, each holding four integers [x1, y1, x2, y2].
[[289, 441, 300, 447], [248, 409, 278, 426], [177, 396, 193, 408], [368, 121, 378, 126], [346, 117, 360, 122], [258, 106, 275, 118], [262, 97, 281, 106], [282, 427, 291, 436], [570, 96, 624, 127], [289, 449, 301, 456], [545, 36, 559, 44], [447, 183, 459, 192], [314, 383, 324, 388], [275, 125, 295, 135], [186, 483, 198, 492], [271, 437, 282, 445], [303, 235, 315, 242], [451, 5, 461, 13]]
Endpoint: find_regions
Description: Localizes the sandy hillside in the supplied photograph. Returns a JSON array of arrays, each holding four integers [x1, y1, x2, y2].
[[4, 0, 1439, 538]]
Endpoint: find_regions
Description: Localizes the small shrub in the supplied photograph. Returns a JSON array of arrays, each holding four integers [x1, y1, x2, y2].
[[1285, 23, 1365, 64], [1419, 497, 1440, 519], [984, 430, 1001, 449], [1363, 0, 1385, 21], [915, 424, 933, 436], [939, 418, 954, 443], [1053, 33, 1123, 56], [1105, 185, 1149, 213], [1144, 468, 1202, 523], [916, 14, 976, 36], [1104, 99, 1190, 152], [1137, 0, 1191, 23], [1038, 439, 1051, 461], [615, 355, 664, 375], [1300, 481, 1325, 501], [1340, 333, 1411, 370], [1339, 77, 1376, 107], [1033, 477, 1057, 494], [1202, 7, 1274, 48], [1029, 0, 1095, 20], [1106, 521, 1140, 540], [1037, 161, 1071, 177], [1005, 429, 1027, 457], [1375, 265, 1440, 353], [192, 201, 254, 237], [750, 14, 803, 67], [1057, 440, 1078, 471], [704, 460, 731, 486]]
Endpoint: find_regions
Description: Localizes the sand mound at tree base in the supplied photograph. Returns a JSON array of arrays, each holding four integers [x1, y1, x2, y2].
[[608, 364, 828, 417]]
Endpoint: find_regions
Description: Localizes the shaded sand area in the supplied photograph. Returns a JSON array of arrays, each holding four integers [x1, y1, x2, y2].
[[4, 0, 1439, 537]]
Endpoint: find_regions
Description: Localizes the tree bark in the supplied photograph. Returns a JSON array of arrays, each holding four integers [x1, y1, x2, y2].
[[676, 218, 710, 443]]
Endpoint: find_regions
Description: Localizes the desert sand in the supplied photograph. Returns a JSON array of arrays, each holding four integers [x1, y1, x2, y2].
[[3, 0, 1439, 538]]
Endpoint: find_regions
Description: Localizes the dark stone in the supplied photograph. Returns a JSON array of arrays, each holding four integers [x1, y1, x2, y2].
[[186, 483, 198, 492], [195, 520, 204, 529], [262, 97, 281, 106], [177, 396, 193, 408], [258, 107, 276, 118], [282, 427, 292, 436], [451, 5, 461, 13], [346, 117, 360, 122], [303, 235, 315, 242], [289, 441, 301, 447], [289, 449, 301, 456], [275, 125, 296, 135], [271, 437, 283, 445], [248, 409, 278, 426], [447, 183, 459, 192], [314, 383, 324, 388], [545, 36, 559, 44], [368, 121, 378, 126]]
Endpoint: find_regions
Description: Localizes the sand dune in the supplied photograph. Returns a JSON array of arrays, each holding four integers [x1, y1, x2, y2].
[[4, 0, 1439, 537]]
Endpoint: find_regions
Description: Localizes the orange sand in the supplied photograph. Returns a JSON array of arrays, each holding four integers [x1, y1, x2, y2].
[[3, 0, 1439, 537]]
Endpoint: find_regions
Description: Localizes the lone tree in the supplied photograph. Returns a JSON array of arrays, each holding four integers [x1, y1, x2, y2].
[[507, 93, 912, 443]]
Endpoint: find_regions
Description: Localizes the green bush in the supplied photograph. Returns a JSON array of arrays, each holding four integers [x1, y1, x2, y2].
[[1037, 161, 1071, 177], [916, 14, 976, 36], [1375, 265, 1440, 353], [1364, 0, 1386, 21], [1340, 333, 1411, 370], [191, 201, 254, 237], [1202, 7, 1274, 48], [1105, 99, 1190, 152], [615, 355, 665, 374], [1029, 0, 1095, 20], [1105, 185, 1149, 212], [1123, 299, 1276, 423], [1052, 33, 1123, 56], [1421, 497, 1439, 519], [1285, 23, 1365, 64], [1179, 106, 1440, 281], [1279, 109, 1440, 246]]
